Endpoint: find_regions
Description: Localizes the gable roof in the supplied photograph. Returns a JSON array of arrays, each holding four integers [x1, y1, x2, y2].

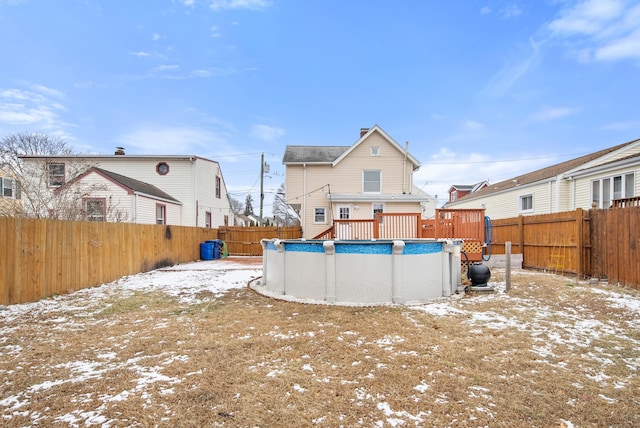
[[58, 167, 181, 203], [454, 138, 640, 202], [282, 124, 421, 170], [282, 146, 349, 164], [332, 125, 421, 170], [447, 181, 489, 194]]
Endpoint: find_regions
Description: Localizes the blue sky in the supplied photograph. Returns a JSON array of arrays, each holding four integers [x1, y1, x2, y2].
[[1, 0, 639, 213]]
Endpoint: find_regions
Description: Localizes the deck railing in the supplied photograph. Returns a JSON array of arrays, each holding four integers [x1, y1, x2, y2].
[[612, 196, 640, 208]]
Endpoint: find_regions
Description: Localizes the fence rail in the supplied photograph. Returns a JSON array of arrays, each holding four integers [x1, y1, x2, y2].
[[2, 206, 638, 305], [0, 218, 301, 305]]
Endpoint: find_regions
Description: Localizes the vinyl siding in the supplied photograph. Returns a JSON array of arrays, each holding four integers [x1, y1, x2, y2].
[[285, 130, 420, 238], [574, 165, 639, 208]]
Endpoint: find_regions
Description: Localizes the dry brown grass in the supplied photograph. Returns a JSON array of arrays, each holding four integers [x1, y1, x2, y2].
[[1, 265, 639, 427]]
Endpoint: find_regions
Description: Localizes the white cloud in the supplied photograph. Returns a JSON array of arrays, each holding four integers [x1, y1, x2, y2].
[[0, 86, 66, 130], [462, 120, 484, 130], [249, 124, 285, 141], [499, 4, 523, 19], [480, 38, 541, 97], [595, 28, 640, 60], [480, 6, 491, 15], [153, 64, 180, 72], [130, 51, 151, 57], [209, 0, 270, 11], [529, 106, 576, 122], [117, 125, 231, 154], [547, 0, 640, 62]]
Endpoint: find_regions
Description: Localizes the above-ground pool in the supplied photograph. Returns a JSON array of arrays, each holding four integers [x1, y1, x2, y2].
[[257, 239, 463, 305]]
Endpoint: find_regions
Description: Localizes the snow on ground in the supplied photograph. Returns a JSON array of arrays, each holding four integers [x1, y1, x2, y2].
[[1, 257, 639, 427]]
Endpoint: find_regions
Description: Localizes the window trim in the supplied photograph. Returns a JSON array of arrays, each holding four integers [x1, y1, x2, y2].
[[370, 146, 380, 157], [1, 177, 16, 199], [363, 170, 382, 193], [372, 202, 385, 225], [156, 162, 170, 176], [48, 163, 66, 187], [215, 176, 221, 199], [337, 204, 351, 220], [84, 197, 107, 222], [519, 194, 533, 213], [591, 172, 635, 208], [313, 207, 327, 224], [205, 211, 212, 228], [156, 203, 166, 225]]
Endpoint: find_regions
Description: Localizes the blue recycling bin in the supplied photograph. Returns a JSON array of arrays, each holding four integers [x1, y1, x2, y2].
[[205, 240, 222, 259], [200, 242, 214, 260], [212, 239, 222, 259]]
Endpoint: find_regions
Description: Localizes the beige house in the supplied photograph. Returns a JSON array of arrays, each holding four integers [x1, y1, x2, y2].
[[0, 163, 21, 215], [444, 138, 640, 219], [19, 152, 233, 227], [283, 125, 436, 239]]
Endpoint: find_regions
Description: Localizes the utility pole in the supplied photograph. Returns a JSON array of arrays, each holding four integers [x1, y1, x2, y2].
[[260, 152, 264, 225], [259, 153, 269, 225]]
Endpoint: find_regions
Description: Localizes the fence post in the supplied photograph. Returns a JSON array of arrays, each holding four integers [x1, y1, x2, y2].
[[505, 241, 511, 292], [575, 208, 584, 277]]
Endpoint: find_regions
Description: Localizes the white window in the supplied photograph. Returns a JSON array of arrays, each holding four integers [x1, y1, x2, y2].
[[591, 172, 635, 208], [337, 205, 351, 220], [156, 204, 166, 224], [373, 203, 384, 224], [370, 146, 380, 157], [84, 198, 106, 222], [519, 194, 533, 212], [363, 170, 381, 193], [1, 177, 17, 199], [48, 163, 65, 187], [314, 207, 326, 224], [205, 211, 212, 228]]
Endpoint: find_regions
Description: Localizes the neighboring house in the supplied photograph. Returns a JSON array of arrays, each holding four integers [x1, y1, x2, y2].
[[446, 181, 488, 204], [57, 167, 182, 224], [283, 125, 437, 239], [19, 151, 233, 227], [444, 138, 640, 219], [0, 163, 22, 215]]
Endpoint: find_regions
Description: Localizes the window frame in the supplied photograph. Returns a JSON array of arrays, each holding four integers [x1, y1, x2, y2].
[[370, 146, 380, 157], [156, 204, 166, 225], [1, 177, 15, 199], [313, 207, 326, 224], [363, 170, 381, 193], [337, 204, 351, 220], [48, 163, 66, 187], [372, 202, 384, 225], [591, 172, 635, 208], [156, 162, 170, 176], [519, 194, 533, 213], [84, 198, 106, 222], [215, 176, 221, 199], [205, 211, 212, 228]]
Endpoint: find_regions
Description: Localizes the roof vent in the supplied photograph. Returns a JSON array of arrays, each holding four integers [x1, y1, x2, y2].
[[115, 147, 125, 155]]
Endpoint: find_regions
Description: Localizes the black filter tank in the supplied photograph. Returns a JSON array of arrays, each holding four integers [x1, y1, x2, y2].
[[468, 263, 491, 287]]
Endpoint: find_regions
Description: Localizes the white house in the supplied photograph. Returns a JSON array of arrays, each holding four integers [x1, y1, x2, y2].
[[19, 151, 233, 227], [444, 138, 640, 219]]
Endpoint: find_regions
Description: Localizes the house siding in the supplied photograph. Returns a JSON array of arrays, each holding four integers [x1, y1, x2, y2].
[[574, 165, 639, 208], [284, 127, 427, 238], [19, 155, 230, 227]]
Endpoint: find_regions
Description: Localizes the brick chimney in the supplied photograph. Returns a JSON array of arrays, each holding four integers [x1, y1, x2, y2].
[[360, 128, 370, 138], [115, 147, 125, 155]]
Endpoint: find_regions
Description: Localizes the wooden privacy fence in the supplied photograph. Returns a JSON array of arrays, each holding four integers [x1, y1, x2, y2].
[[218, 226, 302, 256], [0, 218, 302, 305], [0, 217, 218, 305], [489, 207, 640, 288]]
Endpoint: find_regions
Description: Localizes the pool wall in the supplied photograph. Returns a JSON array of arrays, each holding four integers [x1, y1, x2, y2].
[[259, 239, 462, 305]]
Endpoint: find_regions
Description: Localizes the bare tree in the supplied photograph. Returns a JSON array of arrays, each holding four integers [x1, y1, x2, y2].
[[272, 182, 299, 226], [0, 132, 108, 220], [228, 196, 244, 215]]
